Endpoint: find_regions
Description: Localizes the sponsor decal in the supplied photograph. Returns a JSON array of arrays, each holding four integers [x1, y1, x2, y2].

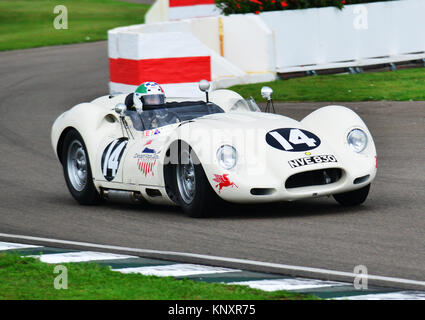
[[134, 143, 160, 177], [142, 147, 155, 154], [213, 174, 238, 193], [288, 154, 337, 168], [101, 138, 128, 181], [266, 128, 321, 152], [144, 128, 161, 137]]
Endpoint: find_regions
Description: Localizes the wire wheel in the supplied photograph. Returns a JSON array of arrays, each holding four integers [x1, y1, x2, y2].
[[66, 139, 88, 192], [176, 151, 196, 204]]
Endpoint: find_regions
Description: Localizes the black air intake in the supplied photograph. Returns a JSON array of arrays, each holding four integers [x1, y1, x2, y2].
[[285, 169, 342, 189]]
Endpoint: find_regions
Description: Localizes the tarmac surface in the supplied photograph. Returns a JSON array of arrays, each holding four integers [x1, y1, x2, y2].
[[0, 41, 424, 287]]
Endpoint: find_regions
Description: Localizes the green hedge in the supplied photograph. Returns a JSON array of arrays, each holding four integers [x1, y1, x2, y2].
[[215, 0, 395, 15]]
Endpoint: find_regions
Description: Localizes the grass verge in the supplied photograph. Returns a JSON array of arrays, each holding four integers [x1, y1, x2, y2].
[[231, 68, 425, 102], [0, 253, 316, 300], [0, 0, 149, 51]]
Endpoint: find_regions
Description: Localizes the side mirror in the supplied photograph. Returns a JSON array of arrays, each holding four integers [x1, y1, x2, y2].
[[199, 79, 210, 92], [261, 86, 273, 101], [114, 103, 127, 117], [199, 79, 210, 103]]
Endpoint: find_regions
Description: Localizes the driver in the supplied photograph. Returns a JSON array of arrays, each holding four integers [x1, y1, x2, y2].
[[125, 82, 179, 129], [132, 81, 166, 113]]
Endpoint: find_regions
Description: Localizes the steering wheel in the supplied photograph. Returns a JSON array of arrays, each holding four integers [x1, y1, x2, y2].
[[148, 110, 182, 129], [164, 111, 182, 124]]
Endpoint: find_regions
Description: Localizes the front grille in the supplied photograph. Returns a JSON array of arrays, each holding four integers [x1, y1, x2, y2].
[[285, 168, 342, 189]]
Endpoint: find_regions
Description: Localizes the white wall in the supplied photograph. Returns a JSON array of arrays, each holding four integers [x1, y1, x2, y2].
[[223, 14, 275, 75], [145, 0, 168, 24], [260, 0, 425, 71]]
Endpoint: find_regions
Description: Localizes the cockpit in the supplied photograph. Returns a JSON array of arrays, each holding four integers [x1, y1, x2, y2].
[[124, 100, 225, 131]]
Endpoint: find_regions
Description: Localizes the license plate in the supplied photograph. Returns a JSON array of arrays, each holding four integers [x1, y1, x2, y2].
[[288, 154, 337, 168]]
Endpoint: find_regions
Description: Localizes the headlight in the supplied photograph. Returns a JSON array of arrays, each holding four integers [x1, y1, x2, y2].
[[217, 145, 237, 170], [347, 129, 367, 153]]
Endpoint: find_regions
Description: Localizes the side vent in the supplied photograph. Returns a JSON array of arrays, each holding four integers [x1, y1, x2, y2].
[[353, 175, 370, 184], [250, 188, 276, 196], [104, 114, 116, 123], [146, 188, 162, 197]]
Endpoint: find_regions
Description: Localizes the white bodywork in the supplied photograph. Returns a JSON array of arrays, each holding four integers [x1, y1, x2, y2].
[[51, 89, 377, 206]]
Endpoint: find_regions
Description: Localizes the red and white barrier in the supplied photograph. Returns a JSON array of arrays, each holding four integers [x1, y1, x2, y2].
[[146, 0, 220, 24], [108, 17, 275, 97], [109, 31, 211, 97], [169, 0, 219, 20]]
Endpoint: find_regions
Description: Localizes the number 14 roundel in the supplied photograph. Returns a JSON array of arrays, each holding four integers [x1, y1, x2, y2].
[[101, 137, 128, 181], [266, 128, 321, 152]]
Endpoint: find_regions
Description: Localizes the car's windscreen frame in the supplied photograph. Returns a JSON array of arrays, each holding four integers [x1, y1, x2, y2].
[[126, 101, 224, 131]]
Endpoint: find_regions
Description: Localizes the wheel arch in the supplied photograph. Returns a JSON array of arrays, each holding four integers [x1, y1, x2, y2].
[[163, 139, 190, 204], [163, 139, 224, 217], [57, 127, 78, 164], [163, 139, 216, 204]]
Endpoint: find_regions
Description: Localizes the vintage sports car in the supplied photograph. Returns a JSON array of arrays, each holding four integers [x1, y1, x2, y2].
[[51, 81, 377, 217]]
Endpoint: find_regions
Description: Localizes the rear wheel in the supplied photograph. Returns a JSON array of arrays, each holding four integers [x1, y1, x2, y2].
[[174, 145, 220, 218], [333, 184, 370, 206], [62, 129, 102, 205]]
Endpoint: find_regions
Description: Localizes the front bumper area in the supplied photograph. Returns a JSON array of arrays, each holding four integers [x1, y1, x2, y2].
[[213, 162, 376, 204]]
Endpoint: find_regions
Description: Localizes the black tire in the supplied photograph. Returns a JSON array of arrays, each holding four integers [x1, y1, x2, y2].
[[61, 129, 102, 205], [333, 184, 370, 206], [173, 144, 220, 218]]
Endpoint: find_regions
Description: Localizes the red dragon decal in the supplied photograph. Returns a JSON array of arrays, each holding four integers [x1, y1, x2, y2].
[[213, 174, 238, 193]]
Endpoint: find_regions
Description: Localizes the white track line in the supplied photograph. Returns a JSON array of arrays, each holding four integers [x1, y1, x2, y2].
[[0, 241, 40, 251], [228, 278, 346, 292], [1, 232, 425, 288], [114, 264, 240, 277], [336, 291, 425, 300], [28, 251, 137, 264]]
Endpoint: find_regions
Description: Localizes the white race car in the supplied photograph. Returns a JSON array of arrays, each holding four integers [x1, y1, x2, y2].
[[51, 81, 377, 217]]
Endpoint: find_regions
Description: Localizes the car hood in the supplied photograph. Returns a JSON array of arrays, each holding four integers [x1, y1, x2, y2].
[[169, 109, 375, 197], [195, 111, 302, 132], [184, 111, 343, 170]]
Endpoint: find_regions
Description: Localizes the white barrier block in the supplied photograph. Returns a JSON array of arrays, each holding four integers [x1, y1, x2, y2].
[[260, 0, 425, 70], [222, 14, 275, 74], [169, 4, 220, 21], [145, 0, 169, 24]]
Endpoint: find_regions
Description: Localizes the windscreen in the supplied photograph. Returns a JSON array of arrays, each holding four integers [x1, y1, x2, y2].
[[229, 97, 261, 112], [127, 102, 224, 131]]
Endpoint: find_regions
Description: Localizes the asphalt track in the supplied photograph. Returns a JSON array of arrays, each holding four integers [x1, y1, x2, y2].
[[0, 42, 424, 288]]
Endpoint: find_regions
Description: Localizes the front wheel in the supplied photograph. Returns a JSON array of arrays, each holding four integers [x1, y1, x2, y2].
[[333, 184, 370, 206], [174, 145, 220, 218], [62, 129, 102, 205]]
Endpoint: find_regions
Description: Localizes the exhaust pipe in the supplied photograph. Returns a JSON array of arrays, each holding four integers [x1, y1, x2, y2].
[[102, 189, 145, 203]]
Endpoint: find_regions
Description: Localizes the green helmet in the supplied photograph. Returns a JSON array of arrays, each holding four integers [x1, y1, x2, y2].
[[133, 81, 165, 112]]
